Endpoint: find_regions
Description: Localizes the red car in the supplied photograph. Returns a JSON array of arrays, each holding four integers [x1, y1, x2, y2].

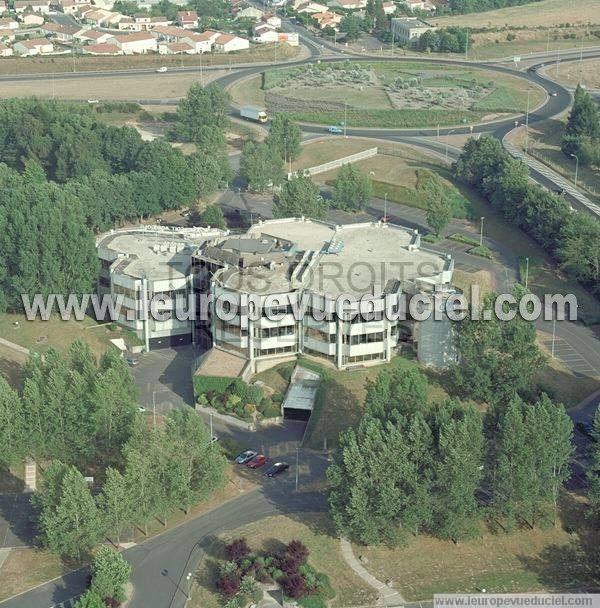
[[246, 454, 267, 469]]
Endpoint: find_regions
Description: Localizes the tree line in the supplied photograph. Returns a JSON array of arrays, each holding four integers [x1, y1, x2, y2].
[[454, 136, 600, 298], [0, 339, 227, 559], [0, 91, 232, 312], [447, 0, 542, 14], [328, 364, 574, 545]]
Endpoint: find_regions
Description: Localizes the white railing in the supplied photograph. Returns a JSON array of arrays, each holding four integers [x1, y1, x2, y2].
[[287, 147, 378, 180]]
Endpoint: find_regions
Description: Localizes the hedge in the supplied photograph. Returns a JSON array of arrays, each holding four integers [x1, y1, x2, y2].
[[193, 375, 236, 399]]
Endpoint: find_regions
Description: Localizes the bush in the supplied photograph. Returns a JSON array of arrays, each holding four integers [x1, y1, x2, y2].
[[193, 375, 235, 400], [225, 538, 251, 562], [216, 572, 241, 597], [448, 233, 480, 247], [468, 245, 493, 259], [280, 574, 309, 599]]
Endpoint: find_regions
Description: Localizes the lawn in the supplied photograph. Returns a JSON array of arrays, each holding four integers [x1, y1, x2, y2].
[[278, 84, 393, 110], [353, 493, 598, 601], [291, 138, 378, 171], [300, 355, 450, 450], [469, 38, 600, 61], [431, 0, 600, 28], [0, 312, 116, 359], [542, 58, 600, 91], [189, 513, 378, 608], [227, 73, 267, 109]]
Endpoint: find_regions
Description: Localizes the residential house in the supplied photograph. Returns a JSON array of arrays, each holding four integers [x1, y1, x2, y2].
[[13, 37, 54, 55], [253, 28, 299, 45], [0, 1, 7, 14], [261, 12, 281, 27], [20, 13, 45, 25], [75, 28, 114, 43], [13, 0, 51, 13], [182, 30, 217, 53], [213, 32, 249, 52], [109, 31, 158, 53], [40, 22, 81, 40], [382, 1, 397, 14], [83, 9, 124, 26], [83, 42, 120, 54], [176, 9, 197, 28], [0, 42, 13, 56], [151, 24, 191, 42], [0, 16, 18, 30], [236, 6, 263, 19], [158, 40, 194, 54], [401, 0, 427, 10], [390, 16, 436, 46], [55, 0, 80, 13], [311, 11, 342, 29], [296, 2, 329, 14], [327, 0, 366, 9]]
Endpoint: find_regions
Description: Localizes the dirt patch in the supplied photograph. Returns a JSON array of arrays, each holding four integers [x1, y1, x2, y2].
[[540, 58, 600, 91]]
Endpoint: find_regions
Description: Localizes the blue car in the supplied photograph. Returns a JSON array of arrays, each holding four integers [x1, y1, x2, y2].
[[327, 126, 343, 134]]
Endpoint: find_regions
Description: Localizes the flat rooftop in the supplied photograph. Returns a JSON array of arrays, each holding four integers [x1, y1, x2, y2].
[[98, 227, 227, 281], [247, 219, 449, 297]]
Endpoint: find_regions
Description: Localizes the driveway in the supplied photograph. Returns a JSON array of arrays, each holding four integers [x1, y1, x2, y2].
[[130, 346, 196, 417], [0, 494, 35, 549]]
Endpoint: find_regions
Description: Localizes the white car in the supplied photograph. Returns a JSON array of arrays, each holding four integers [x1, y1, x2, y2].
[[87, 99, 99, 104], [156, 66, 168, 73]]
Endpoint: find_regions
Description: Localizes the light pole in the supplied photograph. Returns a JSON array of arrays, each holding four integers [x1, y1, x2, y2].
[[444, 129, 455, 162], [525, 89, 530, 154], [546, 30, 550, 54], [209, 411, 213, 441], [479, 216, 485, 246], [570, 153, 579, 187], [295, 446, 299, 492], [152, 390, 156, 428], [437, 123, 440, 141], [343, 102, 347, 138], [551, 317, 557, 358], [185, 572, 193, 599], [524, 256, 529, 288], [465, 27, 468, 61]]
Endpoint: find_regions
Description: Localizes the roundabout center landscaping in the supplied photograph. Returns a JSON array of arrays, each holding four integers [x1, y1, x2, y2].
[[230, 60, 544, 128]]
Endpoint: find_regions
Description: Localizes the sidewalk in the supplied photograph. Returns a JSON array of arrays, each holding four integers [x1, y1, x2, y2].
[[503, 135, 600, 219]]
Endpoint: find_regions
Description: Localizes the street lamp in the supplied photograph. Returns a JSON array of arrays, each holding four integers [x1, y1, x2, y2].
[[570, 153, 579, 187], [445, 129, 455, 162], [524, 256, 529, 288], [525, 89, 530, 154], [295, 446, 299, 492], [479, 216, 485, 246]]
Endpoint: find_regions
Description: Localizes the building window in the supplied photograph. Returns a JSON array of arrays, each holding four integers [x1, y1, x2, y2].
[[255, 325, 296, 339], [343, 332, 384, 345], [304, 326, 336, 343], [216, 319, 248, 337]]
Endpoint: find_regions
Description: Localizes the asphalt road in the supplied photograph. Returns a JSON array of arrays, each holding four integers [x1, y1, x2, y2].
[[0, 488, 328, 608]]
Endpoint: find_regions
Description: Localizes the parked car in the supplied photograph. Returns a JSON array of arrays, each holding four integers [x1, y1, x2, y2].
[[235, 450, 257, 464], [246, 454, 267, 469], [156, 66, 168, 73], [265, 462, 289, 477], [576, 421, 598, 442], [327, 126, 343, 134], [549, 91, 558, 97], [126, 357, 139, 367]]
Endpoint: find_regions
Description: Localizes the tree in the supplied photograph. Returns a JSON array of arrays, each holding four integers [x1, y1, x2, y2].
[[587, 406, 600, 528], [331, 163, 373, 212], [266, 114, 301, 164], [273, 171, 327, 220], [240, 141, 283, 192], [452, 288, 546, 404], [191, 204, 227, 230], [559, 213, 600, 296], [430, 400, 483, 541], [36, 465, 102, 559], [97, 467, 133, 546], [0, 377, 24, 468], [74, 590, 105, 608], [225, 538, 251, 562], [424, 176, 452, 236], [339, 13, 363, 41], [561, 84, 600, 166], [489, 394, 573, 530], [90, 545, 131, 603], [173, 84, 231, 149]]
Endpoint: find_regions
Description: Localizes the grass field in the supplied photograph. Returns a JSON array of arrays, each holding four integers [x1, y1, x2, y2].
[[189, 513, 378, 608], [431, 0, 600, 28], [354, 493, 598, 600], [0, 44, 300, 76], [469, 38, 600, 61], [541, 58, 600, 90]]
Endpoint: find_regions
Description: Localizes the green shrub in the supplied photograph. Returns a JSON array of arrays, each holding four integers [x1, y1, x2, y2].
[[193, 375, 236, 399], [448, 233, 480, 247], [469, 245, 493, 259]]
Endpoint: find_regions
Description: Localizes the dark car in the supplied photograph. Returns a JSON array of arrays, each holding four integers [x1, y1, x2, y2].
[[265, 462, 289, 477], [235, 450, 257, 464], [576, 422, 598, 442], [246, 454, 267, 469]]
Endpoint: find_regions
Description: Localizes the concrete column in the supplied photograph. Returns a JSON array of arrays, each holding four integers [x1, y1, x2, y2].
[[336, 317, 343, 368], [141, 277, 150, 353]]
